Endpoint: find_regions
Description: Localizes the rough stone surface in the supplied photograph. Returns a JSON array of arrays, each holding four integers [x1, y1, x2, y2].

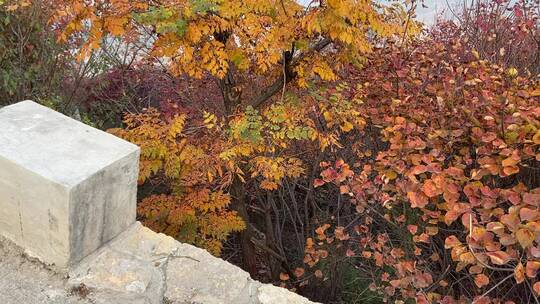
[[69, 222, 317, 304], [0, 222, 317, 304], [0, 101, 140, 269], [257, 285, 314, 304], [0, 235, 91, 304]]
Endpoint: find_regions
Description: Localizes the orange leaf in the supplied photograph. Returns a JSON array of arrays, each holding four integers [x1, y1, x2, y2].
[[486, 251, 511, 265], [474, 274, 489, 288], [339, 185, 350, 194], [526, 261, 540, 278], [362, 251, 372, 258], [294, 267, 305, 278], [314, 269, 323, 279], [421, 179, 441, 198], [279, 272, 290, 281], [445, 235, 461, 249], [503, 165, 520, 176], [534, 282, 540, 295], [515, 262, 525, 284], [501, 151, 520, 167], [520, 208, 538, 221], [407, 191, 429, 208]]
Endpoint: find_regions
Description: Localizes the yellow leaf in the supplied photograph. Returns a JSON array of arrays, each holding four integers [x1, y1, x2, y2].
[[105, 16, 128, 36], [533, 130, 540, 144], [516, 228, 534, 248], [340, 121, 353, 132]]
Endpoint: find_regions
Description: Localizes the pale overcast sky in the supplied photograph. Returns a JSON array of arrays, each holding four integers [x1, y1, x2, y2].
[[299, 0, 462, 25], [406, 0, 461, 24]]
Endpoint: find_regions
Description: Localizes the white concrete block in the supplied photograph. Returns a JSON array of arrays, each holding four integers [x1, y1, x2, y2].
[[0, 101, 140, 269]]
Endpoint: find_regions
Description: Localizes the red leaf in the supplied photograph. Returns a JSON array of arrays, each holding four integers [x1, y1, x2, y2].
[[313, 178, 325, 187]]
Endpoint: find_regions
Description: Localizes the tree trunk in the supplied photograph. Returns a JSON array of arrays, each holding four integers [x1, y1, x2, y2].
[[230, 175, 258, 277], [265, 193, 281, 280]]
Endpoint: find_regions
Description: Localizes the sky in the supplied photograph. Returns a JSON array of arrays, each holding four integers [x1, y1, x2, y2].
[[408, 0, 461, 24], [298, 0, 463, 25]]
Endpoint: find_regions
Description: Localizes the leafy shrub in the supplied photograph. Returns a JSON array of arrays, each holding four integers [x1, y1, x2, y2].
[[0, 0, 70, 106], [304, 35, 540, 303], [432, 0, 539, 74], [109, 108, 245, 255]]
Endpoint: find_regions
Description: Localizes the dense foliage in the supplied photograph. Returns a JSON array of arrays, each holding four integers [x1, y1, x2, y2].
[[308, 37, 540, 303], [2, 0, 539, 303], [0, 0, 70, 106]]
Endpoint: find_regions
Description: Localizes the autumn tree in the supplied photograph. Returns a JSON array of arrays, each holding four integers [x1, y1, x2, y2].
[[48, 0, 412, 276]]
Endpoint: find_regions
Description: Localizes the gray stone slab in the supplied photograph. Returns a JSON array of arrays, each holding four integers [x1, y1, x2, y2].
[[0, 101, 140, 270], [69, 222, 318, 304]]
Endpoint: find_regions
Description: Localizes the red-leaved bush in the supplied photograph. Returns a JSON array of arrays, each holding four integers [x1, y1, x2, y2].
[[304, 34, 539, 302], [431, 0, 539, 74]]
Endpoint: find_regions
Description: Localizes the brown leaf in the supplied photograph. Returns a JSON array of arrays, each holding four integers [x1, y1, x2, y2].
[[481, 132, 497, 143], [523, 193, 540, 205]]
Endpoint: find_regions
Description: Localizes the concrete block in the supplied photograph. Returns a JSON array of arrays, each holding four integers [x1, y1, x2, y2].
[[0, 101, 140, 269]]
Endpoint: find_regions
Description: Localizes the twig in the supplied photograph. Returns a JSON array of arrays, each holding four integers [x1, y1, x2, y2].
[[472, 273, 514, 304]]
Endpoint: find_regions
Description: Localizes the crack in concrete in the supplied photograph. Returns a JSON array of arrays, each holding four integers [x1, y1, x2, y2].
[[18, 199, 24, 240]]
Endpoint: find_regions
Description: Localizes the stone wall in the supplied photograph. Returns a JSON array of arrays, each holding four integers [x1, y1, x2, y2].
[[0, 101, 317, 304]]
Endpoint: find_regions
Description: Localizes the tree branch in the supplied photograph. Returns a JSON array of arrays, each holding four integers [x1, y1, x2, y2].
[[249, 38, 332, 109]]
